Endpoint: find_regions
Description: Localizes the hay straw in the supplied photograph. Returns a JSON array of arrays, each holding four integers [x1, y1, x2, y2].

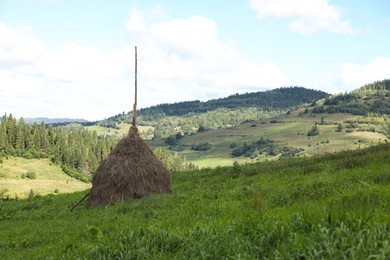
[[86, 126, 172, 207]]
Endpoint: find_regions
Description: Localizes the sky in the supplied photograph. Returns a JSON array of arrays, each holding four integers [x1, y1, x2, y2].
[[1, 0, 390, 121]]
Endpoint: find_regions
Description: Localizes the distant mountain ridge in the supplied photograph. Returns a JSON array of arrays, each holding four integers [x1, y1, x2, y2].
[[24, 117, 89, 124], [138, 86, 329, 117], [103, 87, 329, 125]]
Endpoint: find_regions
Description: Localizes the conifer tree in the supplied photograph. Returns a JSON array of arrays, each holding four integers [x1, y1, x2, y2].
[[6, 114, 17, 149], [0, 115, 8, 153], [16, 117, 27, 151]]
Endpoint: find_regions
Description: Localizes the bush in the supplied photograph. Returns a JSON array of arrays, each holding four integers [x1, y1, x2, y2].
[[197, 126, 206, 132], [191, 142, 211, 151], [307, 124, 320, 136], [230, 143, 237, 148], [336, 123, 343, 132], [28, 189, 35, 200], [165, 136, 178, 146], [26, 171, 37, 180]]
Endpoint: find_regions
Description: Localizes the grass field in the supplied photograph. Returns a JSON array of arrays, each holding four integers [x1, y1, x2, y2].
[[0, 157, 91, 199], [147, 112, 389, 168], [87, 124, 153, 139], [0, 144, 389, 258]]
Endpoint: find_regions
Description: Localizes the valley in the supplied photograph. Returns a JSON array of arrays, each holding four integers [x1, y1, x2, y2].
[[147, 111, 389, 167]]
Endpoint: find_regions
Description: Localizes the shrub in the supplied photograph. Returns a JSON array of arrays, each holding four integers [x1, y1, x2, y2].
[[28, 189, 35, 200], [197, 126, 206, 132], [26, 171, 37, 180], [307, 124, 320, 136], [165, 136, 178, 146], [230, 143, 237, 148], [191, 142, 211, 151], [336, 123, 343, 132]]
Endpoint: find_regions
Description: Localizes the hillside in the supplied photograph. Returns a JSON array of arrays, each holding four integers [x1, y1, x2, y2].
[[2, 81, 389, 175], [0, 157, 90, 199], [100, 86, 329, 124], [313, 79, 390, 115], [147, 111, 389, 168], [139, 86, 329, 116], [0, 144, 389, 258]]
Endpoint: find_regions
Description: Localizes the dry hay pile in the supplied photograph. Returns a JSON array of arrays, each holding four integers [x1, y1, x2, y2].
[[86, 126, 172, 207]]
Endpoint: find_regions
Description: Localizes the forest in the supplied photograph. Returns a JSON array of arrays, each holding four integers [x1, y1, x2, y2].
[[101, 86, 329, 124], [98, 87, 329, 139], [0, 114, 114, 182], [0, 114, 195, 180], [313, 80, 390, 115]]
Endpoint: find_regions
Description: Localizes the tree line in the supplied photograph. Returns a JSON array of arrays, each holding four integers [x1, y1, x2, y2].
[[100, 87, 329, 125], [0, 114, 197, 179], [0, 114, 115, 182], [137, 87, 329, 117]]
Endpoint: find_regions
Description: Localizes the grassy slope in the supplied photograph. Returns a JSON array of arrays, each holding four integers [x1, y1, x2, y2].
[[0, 144, 389, 259], [0, 157, 90, 199], [86, 124, 153, 139], [147, 111, 388, 168]]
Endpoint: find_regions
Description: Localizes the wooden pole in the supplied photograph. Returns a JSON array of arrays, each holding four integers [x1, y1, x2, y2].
[[132, 46, 137, 127], [69, 190, 90, 212]]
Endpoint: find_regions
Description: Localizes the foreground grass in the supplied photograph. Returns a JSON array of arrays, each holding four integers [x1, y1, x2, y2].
[[0, 144, 389, 259]]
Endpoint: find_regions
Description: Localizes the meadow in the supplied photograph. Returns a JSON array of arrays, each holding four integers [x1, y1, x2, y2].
[[86, 124, 153, 139], [0, 144, 389, 259], [149, 112, 389, 168], [0, 157, 90, 199]]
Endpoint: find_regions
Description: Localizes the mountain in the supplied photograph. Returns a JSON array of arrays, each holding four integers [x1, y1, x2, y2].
[[138, 86, 329, 117], [312, 79, 390, 115], [24, 117, 89, 124], [102, 86, 329, 125]]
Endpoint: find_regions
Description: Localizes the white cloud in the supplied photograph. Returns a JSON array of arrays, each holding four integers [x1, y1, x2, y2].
[[0, 23, 45, 66], [0, 7, 288, 120], [250, 0, 357, 35], [34, 43, 126, 82], [126, 7, 287, 105], [340, 57, 390, 88], [0, 23, 131, 120]]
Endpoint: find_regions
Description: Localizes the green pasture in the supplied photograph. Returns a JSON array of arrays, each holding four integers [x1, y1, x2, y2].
[[166, 113, 389, 167], [0, 157, 91, 199], [86, 124, 153, 139], [0, 144, 389, 258]]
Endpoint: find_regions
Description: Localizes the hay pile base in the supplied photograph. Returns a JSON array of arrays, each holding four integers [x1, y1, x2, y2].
[[86, 126, 172, 207]]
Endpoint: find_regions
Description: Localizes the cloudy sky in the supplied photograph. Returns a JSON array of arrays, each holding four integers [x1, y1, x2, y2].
[[1, 0, 390, 121]]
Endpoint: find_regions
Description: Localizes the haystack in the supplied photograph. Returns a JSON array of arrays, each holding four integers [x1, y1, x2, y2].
[[86, 126, 172, 207], [77, 46, 172, 208]]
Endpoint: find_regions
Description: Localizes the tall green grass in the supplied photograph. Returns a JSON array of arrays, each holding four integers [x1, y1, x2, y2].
[[0, 144, 389, 259]]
